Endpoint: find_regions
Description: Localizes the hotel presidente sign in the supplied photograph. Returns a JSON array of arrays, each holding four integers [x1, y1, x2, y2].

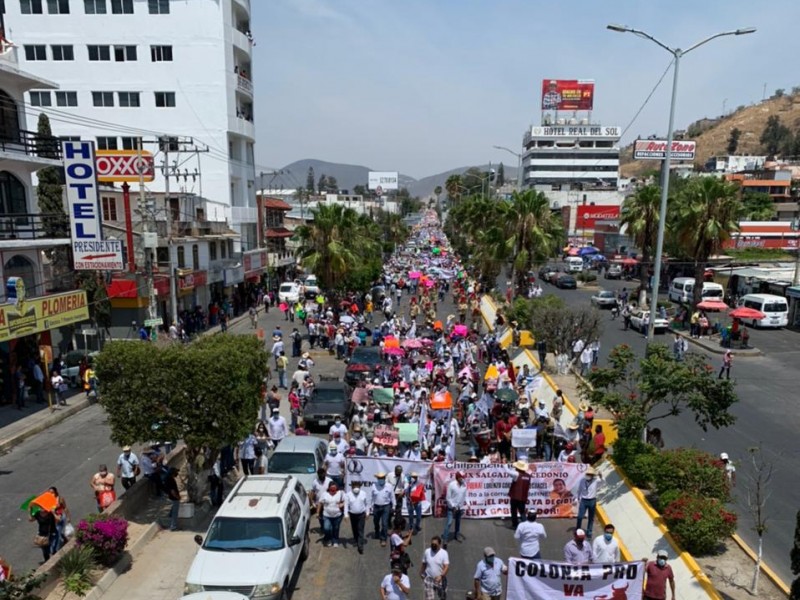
[[0, 278, 89, 342]]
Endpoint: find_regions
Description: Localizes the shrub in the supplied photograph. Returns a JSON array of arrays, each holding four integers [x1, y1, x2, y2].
[[578, 271, 597, 283], [662, 495, 737, 555], [649, 448, 730, 504], [59, 545, 97, 598], [612, 438, 660, 488], [75, 515, 129, 567]]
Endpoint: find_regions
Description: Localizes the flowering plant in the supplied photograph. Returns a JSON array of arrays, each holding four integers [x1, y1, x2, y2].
[[75, 514, 129, 566], [662, 495, 737, 555]]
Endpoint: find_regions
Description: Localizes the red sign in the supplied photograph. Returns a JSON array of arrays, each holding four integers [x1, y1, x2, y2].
[[633, 139, 696, 160], [373, 425, 399, 447], [724, 236, 800, 250], [96, 151, 155, 183], [541, 79, 594, 111], [577, 205, 620, 229]]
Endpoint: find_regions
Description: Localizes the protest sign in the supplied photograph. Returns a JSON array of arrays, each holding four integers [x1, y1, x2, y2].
[[374, 424, 399, 447], [511, 428, 537, 449], [506, 558, 644, 600]]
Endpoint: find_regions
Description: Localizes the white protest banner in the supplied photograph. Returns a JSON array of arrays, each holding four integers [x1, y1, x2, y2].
[[511, 428, 537, 449], [432, 461, 587, 518], [374, 424, 399, 447], [506, 558, 644, 600], [345, 456, 433, 515]]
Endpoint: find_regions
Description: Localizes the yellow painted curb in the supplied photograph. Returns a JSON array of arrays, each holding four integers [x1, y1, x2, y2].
[[522, 348, 578, 417], [731, 533, 791, 596], [609, 458, 723, 600]]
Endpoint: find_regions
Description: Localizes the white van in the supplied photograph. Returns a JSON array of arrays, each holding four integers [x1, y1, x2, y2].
[[668, 277, 724, 304], [566, 256, 584, 272], [738, 293, 788, 328]]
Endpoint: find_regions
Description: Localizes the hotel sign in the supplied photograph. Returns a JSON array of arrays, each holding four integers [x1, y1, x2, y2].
[[530, 126, 621, 138]]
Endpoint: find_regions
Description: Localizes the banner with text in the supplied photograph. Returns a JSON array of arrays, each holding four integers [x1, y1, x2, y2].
[[345, 456, 433, 515], [632, 139, 697, 161], [507, 558, 644, 600], [541, 79, 595, 111], [432, 462, 587, 518]]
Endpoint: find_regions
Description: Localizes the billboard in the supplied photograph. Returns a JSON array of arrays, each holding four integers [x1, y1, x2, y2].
[[0, 279, 88, 342], [541, 79, 594, 111], [577, 205, 621, 229], [96, 150, 155, 183], [633, 139, 697, 160], [62, 141, 126, 271], [368, 171, 399, 191]]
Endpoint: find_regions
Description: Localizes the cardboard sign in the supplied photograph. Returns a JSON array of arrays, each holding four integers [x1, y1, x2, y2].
[[373, 425, 399, 447], [511, 428, 538, 449]]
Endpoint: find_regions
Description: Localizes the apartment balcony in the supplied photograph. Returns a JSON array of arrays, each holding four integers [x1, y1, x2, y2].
[[0, 130, 62, 172], [232, 0, 250, 14], [154, 220, 233, 238], [268, 249, 295, 268], [0, 212, 71, 248], [232, 28, 253, 55], [236, 74, 253, 98], [228, 115, 255, 141]]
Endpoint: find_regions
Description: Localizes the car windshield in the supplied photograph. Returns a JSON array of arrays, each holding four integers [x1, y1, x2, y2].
[[350, 350, 382, 366], [269, 452, 317, 475], [280, 284, 293, 292], [311, 391, 343, 405], [702, 288, 722, 298], [599, 292, 614, 297], [204, 517, 284, 552]]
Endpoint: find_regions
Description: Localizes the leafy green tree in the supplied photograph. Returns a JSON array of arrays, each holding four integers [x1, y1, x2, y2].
[[528, 303, 602, 358], [497, 162, 505, 186], [0, 571, 45, 600], [433, 185, 442, 207], [75, 272, 112, 333], [325, 175, 338, 193], [318, 174, 328, 194], [306, 166, 315, 194], [95, 335, 269, 503], [741, 192, 775, 220], [620, 184, 660, 298], [670, 176, 742, 305], [36, 114, 72, 290], [445, 174, 462, 205], [353, 184, 367, 197], [583, 344, 737, 441], [727, 127, 741, 154], [461, 167, 489, 197], [760, 115, 791, 156]]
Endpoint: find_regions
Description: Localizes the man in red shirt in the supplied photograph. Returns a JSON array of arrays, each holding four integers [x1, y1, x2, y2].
[[643, 550, 675, 600], [507, 461, 531, 528], [494, 413, 514, 462]]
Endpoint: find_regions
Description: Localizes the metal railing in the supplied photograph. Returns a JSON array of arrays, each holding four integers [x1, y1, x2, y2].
[[0, 130, 62, 160], [0, 212, 68, 240]]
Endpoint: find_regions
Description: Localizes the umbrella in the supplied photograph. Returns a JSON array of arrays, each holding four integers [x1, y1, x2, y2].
[[408, 271, 422, 279], [453, 324, 468, 337], [729, 306, 766, 320], [420, 338, 435, 346], [484, 364, 499, 380], [384, 346, 405, 356], [402, 338, 424, 349], [589, 254, 607, 262], [383, 337, 400, 349], [567, 247, 580, 256], [621, 258, 638, 266], [579, 247, 600, 256], [339, 315, 355, 324], [430, 391, 453, 410], [495, 388, 519, 403], [697, 299, 729, 311]]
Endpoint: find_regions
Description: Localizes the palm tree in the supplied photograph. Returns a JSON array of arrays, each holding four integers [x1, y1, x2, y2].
[[445, 174, 462, 205], [498, 190, 563, 293], [620, 185, 661, 299], [671, 176, 742, 305], [433, 185, 443, 210]]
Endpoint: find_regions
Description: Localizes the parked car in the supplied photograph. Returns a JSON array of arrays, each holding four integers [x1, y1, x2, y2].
[[539, 265, 558, 283], [278, 282, 300, 304], [301, 381, 352, 432], [545, 269, 562, 284], [184, 475, 310, 600], [555, 274, 577, 289], [629, 309, 670, 333], [267, 437, 328, 491], [605, 264, 622, 279], [344, 346, 382, 387], [591, 290, 618, 308]]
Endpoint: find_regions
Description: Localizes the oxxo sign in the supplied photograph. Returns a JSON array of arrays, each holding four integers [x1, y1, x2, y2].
[[62, 141, 125, 271], [96, 150, 155, 183]]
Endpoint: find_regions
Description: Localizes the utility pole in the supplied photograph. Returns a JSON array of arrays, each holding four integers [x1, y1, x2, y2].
[[138, 138, 158, 323]]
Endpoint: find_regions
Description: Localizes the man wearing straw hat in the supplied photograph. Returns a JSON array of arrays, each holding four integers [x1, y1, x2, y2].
[[576, 465, 603, 538], [507, 460, 531, 529]]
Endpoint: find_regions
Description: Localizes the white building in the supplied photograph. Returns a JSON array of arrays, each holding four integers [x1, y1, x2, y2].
[[5, 0, 258, 250], [704, 155, 766, 174]]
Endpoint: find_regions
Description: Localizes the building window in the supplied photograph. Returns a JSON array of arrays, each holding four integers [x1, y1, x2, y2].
[[51, 45, 74, 61], [209, 241, 217, 261], [20, 0, 44, 13], [150, 44, 172, 62], [147, 0, 167, 13], [0, 171, 28, 216], [220, 240, 226, 259], [101, 196, 117, 221], [113, 45, 136, 62], [117, 91, 140, 107], [88, 45, 110, 61], [110, 0, 131, 13], [83, 0, 106, 13], [59, 135, 80, 142], [0, 92, 21, 143], [192, 244, 199, 270], [96, 136, 117, 150], [120, 136, 137, 150], [154, 91, 175, 108], [55, 91, 78, 107], [24, 45, 46, 61], [177, 246, 185, 269], [47, 0, 69, 12], [92, 91, 114, 107], [29, 91, 51, 107]]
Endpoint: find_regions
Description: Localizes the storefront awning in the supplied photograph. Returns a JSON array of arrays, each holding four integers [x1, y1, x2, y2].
[[265, 227, 293, 238]]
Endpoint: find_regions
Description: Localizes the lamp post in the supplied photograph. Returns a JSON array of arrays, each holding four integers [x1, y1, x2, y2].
[[493, 145, 523, 191], [607, 24, 756, 341]]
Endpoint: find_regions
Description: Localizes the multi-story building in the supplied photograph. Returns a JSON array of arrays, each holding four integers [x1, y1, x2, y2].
[[5, 0, 258, 250]]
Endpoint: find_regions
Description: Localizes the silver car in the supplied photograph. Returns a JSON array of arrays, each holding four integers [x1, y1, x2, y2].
[[266, 436, 328, 491], [591, 290, 618, 309]]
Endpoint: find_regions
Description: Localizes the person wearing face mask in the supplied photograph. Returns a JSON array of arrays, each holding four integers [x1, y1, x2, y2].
[[405, 472, 425, 535], [90, 464, 116, 512], [317, 481, 345, 547], [420, 535, 449, 600], [323, 443, 346, 488], [344, 482, 368, 553], [352, 426, 369, 453], [643, 550, 675, 600], [592, 523, 620, 563], [370, 472, 395, 547], [331, 432, 348, 455], [266, 408, 288, 448], [329, 417, 348, 441], [472, 547, 508, 600]]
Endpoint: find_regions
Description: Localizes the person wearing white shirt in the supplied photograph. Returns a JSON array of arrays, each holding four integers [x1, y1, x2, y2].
[[572, 338, 585, 362], [330, 433, 348, 455], [323, 444, 346, 487], [420, 536, 449, 599], [442, 471, 467, 543], [370, 472, 395, 546], [380, 566, 411, 600], [580, 346, 594, 376], [514, 510, 547, 559], [345, 484, 369, 554], [403, 441, 421, 461], [317, 482, 345, 547], [592, 524, 620, 563], [266, 409, 288, 447], [329, 418, 348, 440]]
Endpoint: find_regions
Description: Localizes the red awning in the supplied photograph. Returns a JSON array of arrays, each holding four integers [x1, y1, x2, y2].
[[263, 198, 291, 210], [265, 227, 293, 238], [106, 278, 138, 299]]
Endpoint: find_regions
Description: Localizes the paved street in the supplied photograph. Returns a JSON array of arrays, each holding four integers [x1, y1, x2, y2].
[[539, 269, 799, 583]]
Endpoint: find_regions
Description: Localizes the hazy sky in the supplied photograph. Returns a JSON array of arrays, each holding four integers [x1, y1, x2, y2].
[[252, 0, 798, 179]]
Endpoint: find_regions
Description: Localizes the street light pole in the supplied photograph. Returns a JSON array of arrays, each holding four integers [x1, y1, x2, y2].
[[493, 145, 523, 191], [607, 24, 755, 341]]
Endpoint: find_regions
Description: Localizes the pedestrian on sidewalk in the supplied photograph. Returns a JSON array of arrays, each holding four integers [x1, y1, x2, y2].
[[276, 352, 289, 389], [290, 327, 302, 357], [643, 550, 675, 600], [15, 366, 27, 409], [514, 510, 546, 559], [579, 345, 593, 376], [51, 370, 66, 406], [473, 547, 507, 600], [32, 360, 45, 404], [344, 483, 368, 554], [536, 339, 547, 371], [267, 408, 288, 449], [564, 529, 593, 565], [116, 445, 140, 490], [592, 523, 620, 563], [90, 464, 116, 512], [163, 467, 181, 531], [507, 461, 531, 529], [576, 465, 602, 538], [718, 350, 732, 380], [249, 304, 258, 329], [237, 432, 257, 475], [30, 506, 57, 563]]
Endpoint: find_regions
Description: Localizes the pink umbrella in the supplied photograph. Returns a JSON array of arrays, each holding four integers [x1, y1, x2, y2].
[[408, 271, 422, 279], [453, 324, 468, 336], [424, 279, 435, 288], [420, 338, 435, 346], [384, 346, 405, 356], [567, 247, 580, 256], [697, 299, 729, 311], [402, 338, 424, 349]]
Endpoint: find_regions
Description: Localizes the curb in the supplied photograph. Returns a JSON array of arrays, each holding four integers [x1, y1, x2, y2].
[[0, 397, 95, 454], [731, 533, 791, 596], [673, 330, 763, 357]]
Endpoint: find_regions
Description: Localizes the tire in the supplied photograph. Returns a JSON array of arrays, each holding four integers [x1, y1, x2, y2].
[[300, 530, 310, 561]]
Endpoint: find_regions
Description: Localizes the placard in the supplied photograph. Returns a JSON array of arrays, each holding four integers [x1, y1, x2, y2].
[[511, 428, 538, 449], [507, 558, 644, 600], [373, 424, 399, 447]]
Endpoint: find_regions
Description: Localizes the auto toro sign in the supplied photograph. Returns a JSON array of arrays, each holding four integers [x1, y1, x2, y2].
[[62, 141, 125, 271]]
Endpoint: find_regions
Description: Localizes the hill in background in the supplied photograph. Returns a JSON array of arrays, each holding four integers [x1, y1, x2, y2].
[[621, 91, 800, 178]]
